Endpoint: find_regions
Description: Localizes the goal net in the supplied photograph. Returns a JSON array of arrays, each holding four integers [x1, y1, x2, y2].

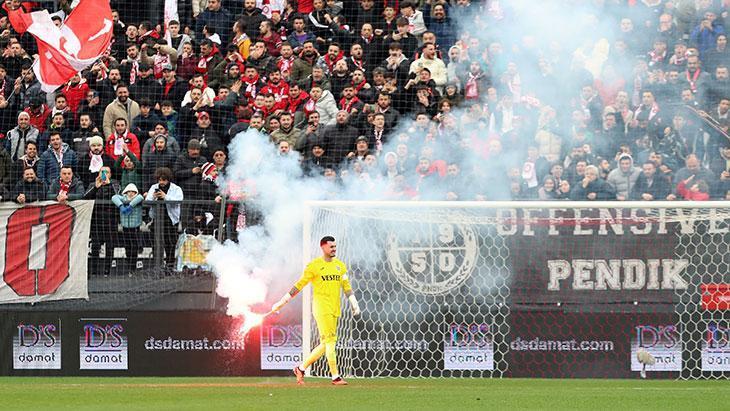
[[302, 201, 730, 379]]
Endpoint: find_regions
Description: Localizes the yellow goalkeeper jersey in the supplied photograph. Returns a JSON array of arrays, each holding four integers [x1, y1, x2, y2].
[[294, 257, 352, 317]]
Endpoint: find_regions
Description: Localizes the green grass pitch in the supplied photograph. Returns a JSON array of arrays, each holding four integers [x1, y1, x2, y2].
[[2, 377, 727, 410]]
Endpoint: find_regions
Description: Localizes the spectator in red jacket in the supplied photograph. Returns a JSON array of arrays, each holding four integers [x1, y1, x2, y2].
[[24, 97, 51, 133], [675, 175, 710, 201], [61, 73, 90, 114], [106, 118, 141, 161]]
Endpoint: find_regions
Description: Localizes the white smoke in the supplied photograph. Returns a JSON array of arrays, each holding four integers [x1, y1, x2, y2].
[[207, 0, 643, 325], [207, 129, 331, 321]]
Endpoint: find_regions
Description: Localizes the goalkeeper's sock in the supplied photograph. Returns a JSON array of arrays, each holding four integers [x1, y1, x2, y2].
[[325, 341, 338, 377]]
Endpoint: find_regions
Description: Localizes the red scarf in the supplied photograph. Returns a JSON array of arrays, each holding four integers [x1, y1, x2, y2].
[[323, 51, 344, 72], [243, 74, 261, 99], [465, 72, 480, 100], [648, 49, 666, 65], [278, 56, 295, 73], [304, 98, 317, 115], [196, 44, 221, 75], [288, 91, 309, 113], [686, 69, 701, 93], [164, 79, 177, 96], [670, 53, 686, 66], [59, 178, 70, 195], [153, 54, 171, 79], [339, 96, 361, 113], [352, 79, 367, 92], [262, 80, 290, 101]]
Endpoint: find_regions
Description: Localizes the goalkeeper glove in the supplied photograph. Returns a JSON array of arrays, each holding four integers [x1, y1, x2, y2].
[[348, 294, 361, 317], [271, 293, 292, 313]]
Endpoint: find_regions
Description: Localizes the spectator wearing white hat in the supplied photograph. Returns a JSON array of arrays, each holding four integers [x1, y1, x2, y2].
[[77, 135, 114, 188], [5, 111, 39, 162]]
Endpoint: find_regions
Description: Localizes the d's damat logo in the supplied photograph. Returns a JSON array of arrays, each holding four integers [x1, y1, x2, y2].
[[17, 324, 58, 348], [84, 324, 124, 348], [443, 323, 494, 371], [79, 319, 128, 370], [630, 324, 682, 372], [13, 321, 62, 369], [386, 223, 477, 295]]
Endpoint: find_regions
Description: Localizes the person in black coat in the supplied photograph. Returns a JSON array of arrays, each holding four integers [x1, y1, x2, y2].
[[76, 90, 105, 130], [143, 135, 178, 190], [320, 110, 359, 167], [13, 167, 46, 204], [76, 136, 114, 188], [302, 143, 331, 176], [84, 166, 121, 275], [630, 161, 672, 200], [129, 65, 163, 105], [160, 65, 189, 108], [173, 139, 208, 199], [570, 165, 616, 200], [188, 111, 224, 158], [131, 99, 162, 140]]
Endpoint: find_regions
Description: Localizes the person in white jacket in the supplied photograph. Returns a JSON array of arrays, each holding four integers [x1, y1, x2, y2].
[[181, 73, 216, 107], [145, 167, 184, 267], [409, 43, 448, 90], [311, 86, 339, 127], [400, 1, 427, 38], [606, 153, 641, 201], [192, 0, 209, 19]]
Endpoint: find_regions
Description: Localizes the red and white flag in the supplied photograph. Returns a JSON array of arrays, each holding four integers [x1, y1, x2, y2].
[[8, 0, 113, 92], [163, 0, 178, 46]]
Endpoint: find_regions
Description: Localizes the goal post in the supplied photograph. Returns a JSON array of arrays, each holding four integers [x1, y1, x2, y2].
[[301, 201, 730, 379]]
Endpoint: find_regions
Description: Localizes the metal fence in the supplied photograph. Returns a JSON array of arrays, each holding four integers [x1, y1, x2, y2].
[[0, 199, 248, 312]]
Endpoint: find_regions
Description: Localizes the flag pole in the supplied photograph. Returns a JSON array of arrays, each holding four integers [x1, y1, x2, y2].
[[5, 58, 39, 102]]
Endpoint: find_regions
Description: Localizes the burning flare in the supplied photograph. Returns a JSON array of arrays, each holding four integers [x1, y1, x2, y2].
[[238, 309, 274, 336], [239, 311, 265, 335]]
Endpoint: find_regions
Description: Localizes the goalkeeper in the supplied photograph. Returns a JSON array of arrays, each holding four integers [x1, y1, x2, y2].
[[271, 236, 361, 386]]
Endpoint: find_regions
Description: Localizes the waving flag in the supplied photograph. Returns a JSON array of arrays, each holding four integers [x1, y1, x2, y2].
[[8, 0, 113, 92], [163, 0, 178, 46]]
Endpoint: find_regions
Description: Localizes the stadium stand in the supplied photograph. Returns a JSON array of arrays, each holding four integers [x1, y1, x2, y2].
[[0, 0, 729, 310]]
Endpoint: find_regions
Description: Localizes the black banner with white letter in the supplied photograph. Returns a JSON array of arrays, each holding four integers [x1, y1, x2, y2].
[[501, 207, 721, 306]]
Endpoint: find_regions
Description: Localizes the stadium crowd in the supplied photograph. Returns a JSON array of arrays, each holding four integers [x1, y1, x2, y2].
[[0, 0, 728, 267]]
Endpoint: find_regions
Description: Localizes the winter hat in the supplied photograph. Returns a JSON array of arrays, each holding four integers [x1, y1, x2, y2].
[[201, 162, 217, 181], [87, 136, 104, 147], [122, 183, 138, 194], [187, 139, 202, 150]]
